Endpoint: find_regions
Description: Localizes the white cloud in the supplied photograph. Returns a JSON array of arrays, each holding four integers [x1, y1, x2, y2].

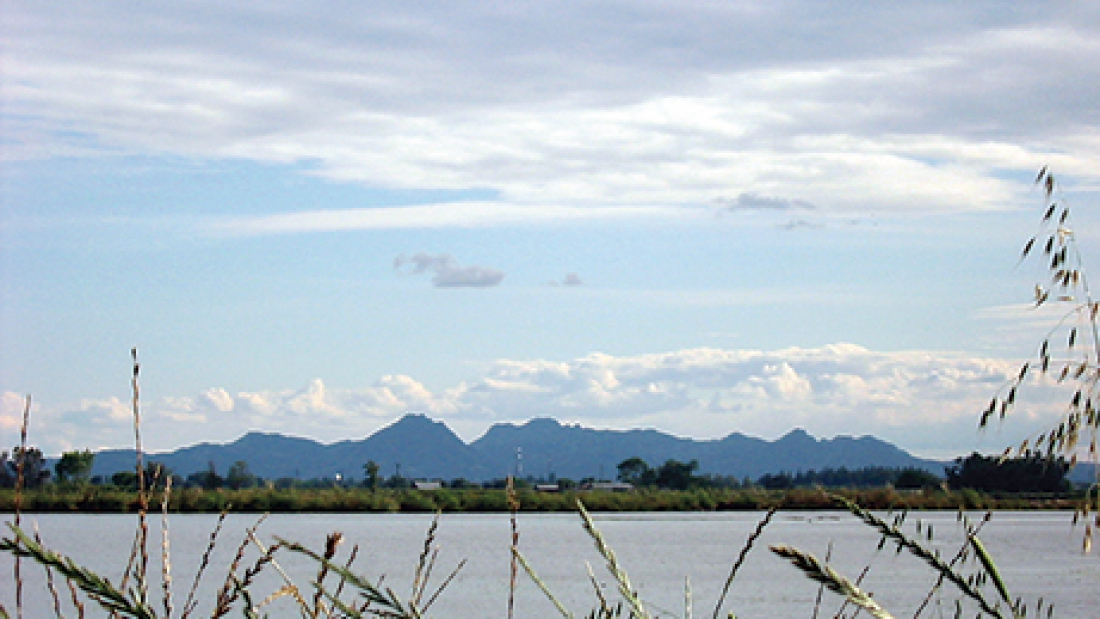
[[7, 343, 1078, 459], [4, 2, 1099, 221], [210, 203, 676, 235]]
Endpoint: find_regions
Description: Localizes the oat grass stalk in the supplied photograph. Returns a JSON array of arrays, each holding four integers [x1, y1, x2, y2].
[[810, 540, 831, 619], [576, 499, 650, 619], [987, 167, 1100, 544], [912, 511, 988, 617], [833, 495, 1013, 618], [711, 504, 777, 619], [0, 524, 157, 619], [121, 349, 150, 608], [160, 475, 173, 619], [770, 544, 894, 619]]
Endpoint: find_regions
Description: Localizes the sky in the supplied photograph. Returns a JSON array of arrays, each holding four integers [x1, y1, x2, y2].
[[2, 2, 1100, 461]]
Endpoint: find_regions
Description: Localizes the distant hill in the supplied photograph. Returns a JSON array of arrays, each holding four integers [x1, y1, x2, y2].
[[90, 414, 950, 483], [469, 419, 945, 481]]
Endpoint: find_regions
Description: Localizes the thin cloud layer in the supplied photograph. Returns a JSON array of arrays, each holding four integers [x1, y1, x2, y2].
[[5, 344, 1066, 459], [5, 2, 1099, 224]]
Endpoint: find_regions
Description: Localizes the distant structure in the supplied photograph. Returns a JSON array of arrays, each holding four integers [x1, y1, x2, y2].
[[585, 481, 634, 492]]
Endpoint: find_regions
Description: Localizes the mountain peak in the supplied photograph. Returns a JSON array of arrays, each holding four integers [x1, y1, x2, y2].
[[778, 428, 815, 443], [523, 417, 562, 430]]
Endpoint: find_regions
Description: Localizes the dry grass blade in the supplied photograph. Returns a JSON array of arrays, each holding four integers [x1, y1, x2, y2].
[[31, 524, 64, 618], [770, 544, 894, 619], [511, 546, 573, 618], [585, 561, 610, 613], [507, 476, 519, 619], [279, 538, 423, 618], [411, 514, 440, 608], [971, 536, 1013, 611], [419, 557, 466, 614], [246, 530, 310, 614], [180, 509, 229, 618], [0, 524, 158, 619]]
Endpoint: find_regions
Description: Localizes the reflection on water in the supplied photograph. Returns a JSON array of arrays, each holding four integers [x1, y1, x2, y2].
[[1, 511, 1096, 617]]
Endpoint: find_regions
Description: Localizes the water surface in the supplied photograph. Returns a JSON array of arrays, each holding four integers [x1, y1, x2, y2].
[[2, 510, 1096, 617]]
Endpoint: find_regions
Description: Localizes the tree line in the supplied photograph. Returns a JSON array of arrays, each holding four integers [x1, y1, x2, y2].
[[0, 447, 1076, 494]]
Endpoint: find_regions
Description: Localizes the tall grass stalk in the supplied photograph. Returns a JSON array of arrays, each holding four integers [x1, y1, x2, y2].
[[986, 167, 1100, 546], [769, 544, 894, 619], [576, 499, 650, 619], [710, 505, 777, 618], [507, 475, 519, 619], [833, 495, 1015, 618], [12, 394, 31, 619]]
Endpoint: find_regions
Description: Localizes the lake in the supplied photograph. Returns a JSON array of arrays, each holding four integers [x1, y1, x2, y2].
[[1, 510, 1096, 617]]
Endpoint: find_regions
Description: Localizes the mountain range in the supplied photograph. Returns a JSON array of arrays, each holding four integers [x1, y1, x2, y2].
[[89, 414, 948, 482]]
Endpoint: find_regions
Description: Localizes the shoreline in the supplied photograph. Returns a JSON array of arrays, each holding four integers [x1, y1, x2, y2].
[[2, 486, 1084, 514]]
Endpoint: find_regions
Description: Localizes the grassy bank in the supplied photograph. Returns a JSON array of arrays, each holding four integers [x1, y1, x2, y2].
[[1, 485, 1083, 514]]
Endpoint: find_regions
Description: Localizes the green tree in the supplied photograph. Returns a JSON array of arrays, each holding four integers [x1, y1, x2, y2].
[[654, 459, 701, 490], [55, 449, 95, 484], [187, 460, 223, 490], [110, 462, 169, 491], [894, 467, 942, 490], [226, 460, 256, 489], [616, 456, 654, 486], [945, 452, 1069, 493], [6, 446, 49, 488], [364, 459, 380, 490], [111, 470, 138, 490], [0, 451, 14, 488]]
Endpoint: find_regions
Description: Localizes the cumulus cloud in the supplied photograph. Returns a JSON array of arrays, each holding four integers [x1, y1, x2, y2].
[[6, 344, 1075, 460], [395, 252, 505, 288]]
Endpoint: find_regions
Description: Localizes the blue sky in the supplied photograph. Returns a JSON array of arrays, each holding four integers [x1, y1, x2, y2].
[[3, 2, 1099, 460]]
